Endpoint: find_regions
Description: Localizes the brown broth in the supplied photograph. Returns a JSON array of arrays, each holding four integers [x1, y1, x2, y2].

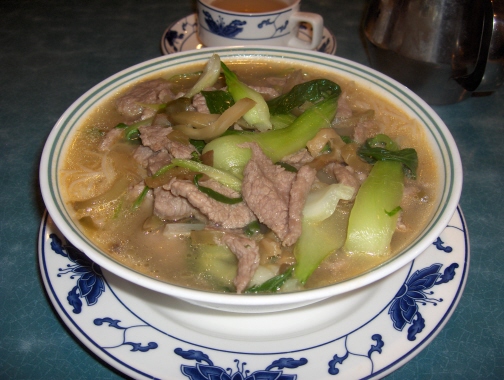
[[209, 0, 289, 13], [60, 59, 439, 293]]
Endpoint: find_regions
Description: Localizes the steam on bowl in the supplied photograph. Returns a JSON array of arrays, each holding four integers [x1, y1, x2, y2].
[[39, 46, 462, 314]]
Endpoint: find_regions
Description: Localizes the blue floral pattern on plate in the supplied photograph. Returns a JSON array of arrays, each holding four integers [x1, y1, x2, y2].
[[176, 348, 307, 379], [39, 207, 468, 379], [389, 262, 459, 340], [50, 233, 105, 314]]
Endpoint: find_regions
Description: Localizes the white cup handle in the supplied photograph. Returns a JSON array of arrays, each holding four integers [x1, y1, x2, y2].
[[287, 12, 324, 50]]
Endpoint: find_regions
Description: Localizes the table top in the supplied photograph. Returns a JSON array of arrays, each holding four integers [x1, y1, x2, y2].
[[1, 0, 503, 379]]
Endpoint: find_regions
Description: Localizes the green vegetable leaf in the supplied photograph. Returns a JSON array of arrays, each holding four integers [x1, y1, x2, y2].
[[340, 135, 353, 144], [203, 92, 340, 177], [125, 128, 140, 141], [132, 186, 149, 209], [245, 267, 294, 293], [193, 174, 243, 204], [114, 117, 154, 142], [185, 53, 221, 98], [294, 184, 354, 283], [221, 61, 272, 131], [267, 79, 341, 115], [243, 220, 262, 236], [270, 113, 296, 130], [171, 158, 242, 191], [358, 134, 418, 179], [151, 159, 242, 191], [275, 162, 298, 172], [190, 151, 202, 162], [344, 160, 404, 256], [202, 90, 235, 114], [385, 205, 402, 217], [190, 139, 206, 153], [367, 134, 400, 151]]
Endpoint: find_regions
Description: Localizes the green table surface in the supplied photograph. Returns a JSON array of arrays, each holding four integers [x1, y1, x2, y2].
[[1, 0, 503, 379]]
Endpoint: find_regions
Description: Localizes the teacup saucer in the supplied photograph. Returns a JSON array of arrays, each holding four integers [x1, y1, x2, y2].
[[161, 14, 337, 55]]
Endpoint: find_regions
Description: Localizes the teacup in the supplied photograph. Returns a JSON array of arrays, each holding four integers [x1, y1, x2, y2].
[[197, 0, 323, 49]]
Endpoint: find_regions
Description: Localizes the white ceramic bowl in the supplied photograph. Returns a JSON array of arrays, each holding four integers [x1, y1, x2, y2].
[[40, 46, 462, 314]]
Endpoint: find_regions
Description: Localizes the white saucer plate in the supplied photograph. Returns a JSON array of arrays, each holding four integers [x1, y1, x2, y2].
[[160, 14, 337, 55], [39, 206, 468, 379]]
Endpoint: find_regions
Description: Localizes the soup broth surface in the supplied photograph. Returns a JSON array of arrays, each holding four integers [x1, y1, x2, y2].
[[60, 58, 439, 293]]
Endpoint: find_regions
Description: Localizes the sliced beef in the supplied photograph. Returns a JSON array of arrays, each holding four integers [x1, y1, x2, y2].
[[167, 179, 256, 228], [166, 138, 196, 160], [153, 187, 197, 221], [138, 125, 171, 151], [133, 145, 172, 175], [264, 69, 303, 93], [152, 112, 171, 127], [99, 128, 123, 152], [192, 93, 210, 114], [283, 165, 317, 247], [250, 86, 280, 100], [241, 143, 315, 246], [330, 162, 362, 195], [353, 118, 379, 144], [241, 143, 296, 241], [138, 125, 195, 159], [133, 145, 155, 168], [222, 233, 260, 294], [335, 92, 352, 119], [281, 69, 304, 93], [280, 148, 314, 169], [115, 79, 175, 121], [147, 150, 172, 175]]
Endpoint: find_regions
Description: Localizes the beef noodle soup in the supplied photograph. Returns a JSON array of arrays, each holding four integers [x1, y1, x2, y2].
[[60, 54, 439, 294]]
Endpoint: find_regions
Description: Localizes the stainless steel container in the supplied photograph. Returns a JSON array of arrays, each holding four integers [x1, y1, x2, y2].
[[363, 0, 504, 104]]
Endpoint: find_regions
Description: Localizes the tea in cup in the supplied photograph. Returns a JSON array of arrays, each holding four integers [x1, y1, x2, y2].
[[197, 0, 324, 49]]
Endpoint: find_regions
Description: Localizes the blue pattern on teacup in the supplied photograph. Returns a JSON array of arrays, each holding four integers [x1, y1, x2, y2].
[[200, 6, 294, 42], [203, 10, 246, 38], [258, 17, 290, 38]]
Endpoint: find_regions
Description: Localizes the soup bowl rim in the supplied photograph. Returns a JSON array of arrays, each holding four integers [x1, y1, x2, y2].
[[39, 46, 463, 311]]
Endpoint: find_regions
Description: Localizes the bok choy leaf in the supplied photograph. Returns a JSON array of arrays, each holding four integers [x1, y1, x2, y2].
[[245, 267, 294, 293], [202, 90, 235, 114], [203, 92, 340, 177], [344, 161, 404, 256], [294, 184, 354, 284], [220, 61, 272, 131], [184, 53, 221, 98], [267, 79, 341, 115], [345, 135, 414, 256], [358, 134, 418, 179]]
